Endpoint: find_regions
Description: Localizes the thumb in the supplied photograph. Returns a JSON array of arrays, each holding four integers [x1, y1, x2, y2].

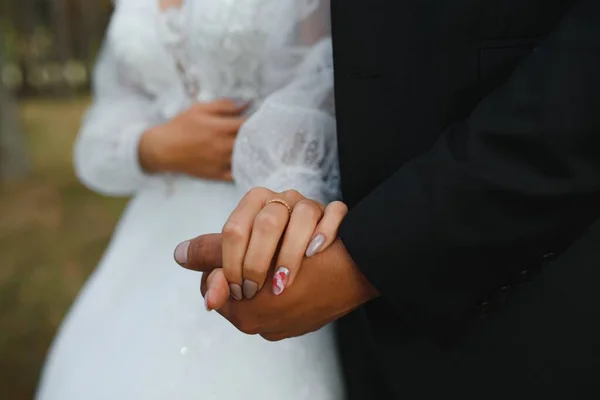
[[202, 268, 230, 311], [174, 233, 223, 271]]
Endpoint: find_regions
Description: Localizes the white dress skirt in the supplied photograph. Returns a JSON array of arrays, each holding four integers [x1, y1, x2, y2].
[[36, 0, 344, 399]]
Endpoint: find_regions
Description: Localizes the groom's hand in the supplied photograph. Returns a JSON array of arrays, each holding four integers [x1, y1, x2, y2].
[[184, 235, 379, 341]]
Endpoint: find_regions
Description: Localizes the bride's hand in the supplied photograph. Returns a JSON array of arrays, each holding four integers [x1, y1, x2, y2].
[[138, 99, 248, 181], [221, 188, 348, 301]]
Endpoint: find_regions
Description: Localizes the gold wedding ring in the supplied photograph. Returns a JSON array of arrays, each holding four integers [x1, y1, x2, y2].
[[265, 198, 293, 215]]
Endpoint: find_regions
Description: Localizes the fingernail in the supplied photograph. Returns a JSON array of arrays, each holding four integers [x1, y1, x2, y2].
[[231, 98, 249, 107], [204, 289, 212, 312], [242, 280, 258, 299], [306, 234, 326, 257], [272, 267, 290, 296], [229, 284, 243, 301], [174, 240, 190, 265]]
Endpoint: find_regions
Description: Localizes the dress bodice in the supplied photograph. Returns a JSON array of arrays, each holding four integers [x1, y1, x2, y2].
[[160, 0, 279, 104], [111, 0, 303, 114], [75, 0, 338, 202]]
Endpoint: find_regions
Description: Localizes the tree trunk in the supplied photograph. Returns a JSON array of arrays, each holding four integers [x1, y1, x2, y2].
[[79, 0, 100, 89], [0, 41, 29, 182], [50, 0, 72, 96], [16, 0, 39, 97], [50, 0, 71, 62]]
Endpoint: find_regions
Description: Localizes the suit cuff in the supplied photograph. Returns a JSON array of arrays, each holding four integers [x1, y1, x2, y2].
[[337, 168, 486, 328]]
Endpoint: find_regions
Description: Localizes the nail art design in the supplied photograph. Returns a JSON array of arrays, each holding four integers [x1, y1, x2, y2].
[[306, 234, 326, 257], [273, 267, 290, 296], [243, 280, 258, 299]]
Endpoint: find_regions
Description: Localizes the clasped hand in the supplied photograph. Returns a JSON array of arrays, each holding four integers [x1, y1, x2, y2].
[[139, 99, 248, 180], [174, 188, 379, 341]]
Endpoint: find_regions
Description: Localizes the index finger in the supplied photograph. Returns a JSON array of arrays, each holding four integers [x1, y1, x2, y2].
[[215, 268, 285, 336], [205, 115, 247, 136], [200, 98, 250, 116], [203, 268, 230, 311], [174, 233, 223, 271]]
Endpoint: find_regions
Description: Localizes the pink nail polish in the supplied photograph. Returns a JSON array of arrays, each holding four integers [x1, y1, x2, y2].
[[273, 267, 290, 296]]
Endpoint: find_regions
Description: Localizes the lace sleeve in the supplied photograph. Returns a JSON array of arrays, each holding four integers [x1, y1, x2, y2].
[[73, 39, 155, 196], [232, 0, 339, 203], [73, 0, 175, 196]]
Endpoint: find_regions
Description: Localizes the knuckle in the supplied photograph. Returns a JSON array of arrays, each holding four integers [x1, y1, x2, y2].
[[212, 125, 227, 135], [243, 262, 269, 279], [218, 148, 233, 162], [223, 145, 235, 157], [231, 117, 244, 127], [222, 219, 246, 241], [222, 269, 239, 283], [294, 200, 322, 220], [248, 187, 269, 199], [224, 122, 239, 133], [237, 320, 260, 335], [192, 103, 206, 112], [220, 136, 235, 149], [255, 211, 282, 231], [188, 240, 207, 265], [261, 333, 284, 342], [283, 189, 302, 200], [227, 313, 243, 330]]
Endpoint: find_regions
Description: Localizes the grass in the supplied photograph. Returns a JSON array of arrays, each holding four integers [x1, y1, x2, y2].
[[0, 98, 128, 400]]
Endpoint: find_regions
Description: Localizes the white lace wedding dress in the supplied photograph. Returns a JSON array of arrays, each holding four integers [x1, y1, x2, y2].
[[36, 1, 343, 399]]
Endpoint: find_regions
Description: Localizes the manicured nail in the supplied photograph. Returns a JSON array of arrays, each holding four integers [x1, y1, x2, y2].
[[229, 284, 243, 301], [174, 240, 190, 265], [243, 280, 258, 299], [306, 234, 326, 257], [204, 289, 212, 311], [273, 267, 290, 296]]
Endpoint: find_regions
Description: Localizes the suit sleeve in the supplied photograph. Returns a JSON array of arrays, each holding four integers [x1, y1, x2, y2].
[[338, 0, 600, 328]]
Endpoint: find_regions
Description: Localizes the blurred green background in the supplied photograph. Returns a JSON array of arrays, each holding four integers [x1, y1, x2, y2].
[[0, 1, 124, 399]]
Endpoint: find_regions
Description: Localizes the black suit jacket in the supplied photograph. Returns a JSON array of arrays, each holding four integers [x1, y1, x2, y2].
[[332, 0, 600, 398]]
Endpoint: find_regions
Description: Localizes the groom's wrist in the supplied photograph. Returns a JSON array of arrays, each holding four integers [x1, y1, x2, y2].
[[335, 239, 380, 305]]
